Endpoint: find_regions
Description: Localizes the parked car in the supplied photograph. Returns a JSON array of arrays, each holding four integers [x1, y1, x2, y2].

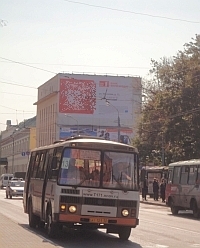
[[6, 180, 25, 199], [0, 174, 14, 188]]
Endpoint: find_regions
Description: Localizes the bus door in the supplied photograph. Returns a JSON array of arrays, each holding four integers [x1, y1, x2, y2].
[[179, 166, 189, 207], [42, 146, 63, 219], [171, 166, 181, 206], [41, 148, 54, 220], [23, 152, 36, 213], [165, 167, 173, 204]]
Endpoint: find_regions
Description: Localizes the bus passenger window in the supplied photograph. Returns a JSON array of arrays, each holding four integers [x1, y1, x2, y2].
[[188, 166, 197, 185], [196, 166, 200, 184], [180, 166, 189, 185], [32, 154, 40, 178], [172, 167, 181, 184]]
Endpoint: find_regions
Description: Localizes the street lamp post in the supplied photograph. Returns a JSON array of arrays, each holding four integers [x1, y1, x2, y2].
[[10, 133, 16, 174], [12, 136, 14, 174], [106, 100, 121, 142], [10, 128, 19, 174], [161, 132, 165, 166], [65, 114, 79, 135]]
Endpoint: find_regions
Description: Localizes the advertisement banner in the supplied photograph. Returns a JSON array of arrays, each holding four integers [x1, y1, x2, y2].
[[58, 74, 141, 138], [59, 126, 133, 144]]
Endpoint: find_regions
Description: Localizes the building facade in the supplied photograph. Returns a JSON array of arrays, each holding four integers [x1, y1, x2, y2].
[[34, 73, 142, 147], [0, 117, 36, 175]]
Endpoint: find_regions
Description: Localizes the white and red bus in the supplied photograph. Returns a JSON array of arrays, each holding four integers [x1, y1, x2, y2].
[[166, 159, 200, 218], [23, 136, 140, 240]]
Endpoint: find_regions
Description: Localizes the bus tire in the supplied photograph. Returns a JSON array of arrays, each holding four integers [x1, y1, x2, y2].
[[28, 200, 39, 228], [38, 220, 45, 229], [170, 200, 179, 215], [118, 227, 131, 240], [192, 200, 200, 219], [46, 206, 59, 238]]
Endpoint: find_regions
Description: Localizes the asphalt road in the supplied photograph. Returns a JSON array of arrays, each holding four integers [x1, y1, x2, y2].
[[0, 189, 200, 248]]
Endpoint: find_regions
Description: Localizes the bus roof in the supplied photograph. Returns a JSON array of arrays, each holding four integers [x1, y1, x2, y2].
[[31, 135, 138, 153], [169, 159, 200, 167], [142, 166, 168, 171]]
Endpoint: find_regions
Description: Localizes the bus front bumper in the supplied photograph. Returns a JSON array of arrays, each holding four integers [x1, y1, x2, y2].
[[56, 214, 139, 227]]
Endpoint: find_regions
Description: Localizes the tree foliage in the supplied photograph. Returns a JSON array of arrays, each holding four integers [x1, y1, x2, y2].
[[133, 34, 200, 165]]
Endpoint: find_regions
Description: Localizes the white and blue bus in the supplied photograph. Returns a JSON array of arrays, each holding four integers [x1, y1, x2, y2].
[[23, 136, 140, 240]]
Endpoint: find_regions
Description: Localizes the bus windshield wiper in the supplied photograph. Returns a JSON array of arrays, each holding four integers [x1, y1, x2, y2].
[[72, 173, 89, 189], [112, 175, 127, 192]]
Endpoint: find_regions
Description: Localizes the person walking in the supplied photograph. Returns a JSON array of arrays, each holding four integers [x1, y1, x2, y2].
[[142, 176, 148, 201], [160, 179, 166, 202], [153, 178, 159, 201]]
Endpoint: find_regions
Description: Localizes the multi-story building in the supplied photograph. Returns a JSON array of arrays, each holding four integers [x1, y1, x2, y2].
[[34, 73, 142, 147], [0, 117, 36, 175]]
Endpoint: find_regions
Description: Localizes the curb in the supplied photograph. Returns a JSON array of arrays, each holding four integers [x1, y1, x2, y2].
[[140, 200, 168, 207]]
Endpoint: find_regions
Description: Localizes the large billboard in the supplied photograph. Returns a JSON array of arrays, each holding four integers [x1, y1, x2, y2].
[[58, 74, 142, 142]]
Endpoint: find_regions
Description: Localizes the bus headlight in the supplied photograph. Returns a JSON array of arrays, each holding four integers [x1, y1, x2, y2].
[[68, 205, 77, 213], [121, 209, 129, 217], [60, 204, 66, 212]]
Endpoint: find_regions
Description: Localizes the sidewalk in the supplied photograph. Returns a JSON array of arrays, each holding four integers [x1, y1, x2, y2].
[[0, 213, 56, 248], [140, 194, 168, 207]]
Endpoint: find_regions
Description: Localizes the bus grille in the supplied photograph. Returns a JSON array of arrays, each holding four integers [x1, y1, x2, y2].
[[60, 196, 81, 204], [61, 188, 80, 194], [84, 197, 116, 206], [60, 196, 137, 208], [119, 200, 137, 207]]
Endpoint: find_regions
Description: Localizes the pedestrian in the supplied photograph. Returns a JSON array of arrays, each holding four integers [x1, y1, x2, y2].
[[160, 178, 166, 202], [142, 176, 148, 201], [153, 178, 159, 201]]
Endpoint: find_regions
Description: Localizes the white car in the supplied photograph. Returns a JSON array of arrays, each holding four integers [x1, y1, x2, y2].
[[6, 180, 25, 199]]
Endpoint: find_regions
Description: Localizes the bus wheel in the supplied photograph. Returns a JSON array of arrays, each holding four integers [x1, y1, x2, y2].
[[118, 227, 131, 240], [46, 207, 59, 238], [170, 200, 179, 215], [38, 220, 45, 229], [192, 201, 200, 219], [28, 201, 39, 228]]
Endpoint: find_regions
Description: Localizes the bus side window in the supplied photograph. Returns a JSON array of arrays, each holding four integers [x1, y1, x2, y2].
[[180, 166, 189, 185], [36, 151, 46, 179], [188, 166, 197, 185], [40, 150, 50, 179], [29, 153, 36, 178], [172, 166, 181, 184], [32, 153, 41, 178], [196, 165, 200, 184], [167, 169, 173, 183], [50, 146, 63, 180]]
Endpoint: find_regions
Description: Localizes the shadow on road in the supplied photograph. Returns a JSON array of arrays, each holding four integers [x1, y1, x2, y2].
[[168, 211, 200, 221], [4, 197, 23, 200], [19, 223, 143, 248]]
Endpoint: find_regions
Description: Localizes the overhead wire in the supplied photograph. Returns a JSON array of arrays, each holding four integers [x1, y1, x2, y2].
[[64, 0, 200, 24]]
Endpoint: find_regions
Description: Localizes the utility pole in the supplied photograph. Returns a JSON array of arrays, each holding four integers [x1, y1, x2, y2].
[[12, 136, 14, 173], [106, 100, 120, 142], [65, 114, 79, 135], [161, 132, 165, 166]]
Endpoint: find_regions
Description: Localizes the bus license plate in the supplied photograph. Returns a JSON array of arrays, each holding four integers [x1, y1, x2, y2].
[[90, 218, 108, 224]]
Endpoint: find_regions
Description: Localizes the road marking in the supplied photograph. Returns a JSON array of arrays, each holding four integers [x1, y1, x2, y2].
[[144, 245, 169, 248], [141, 219, 200, 235]]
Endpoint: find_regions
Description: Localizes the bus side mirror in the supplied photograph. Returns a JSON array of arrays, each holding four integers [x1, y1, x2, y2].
[[51, 157, 57, 170]]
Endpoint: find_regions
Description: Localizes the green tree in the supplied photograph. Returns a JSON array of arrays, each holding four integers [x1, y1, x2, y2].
[[133, 34, 200, 164]]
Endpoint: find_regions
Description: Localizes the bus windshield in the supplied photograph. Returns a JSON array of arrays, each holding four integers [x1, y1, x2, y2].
[[58, 148, 138, 190]]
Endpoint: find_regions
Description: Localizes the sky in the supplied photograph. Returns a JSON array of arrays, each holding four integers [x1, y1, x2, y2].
[[0, 0, 200, 132]]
